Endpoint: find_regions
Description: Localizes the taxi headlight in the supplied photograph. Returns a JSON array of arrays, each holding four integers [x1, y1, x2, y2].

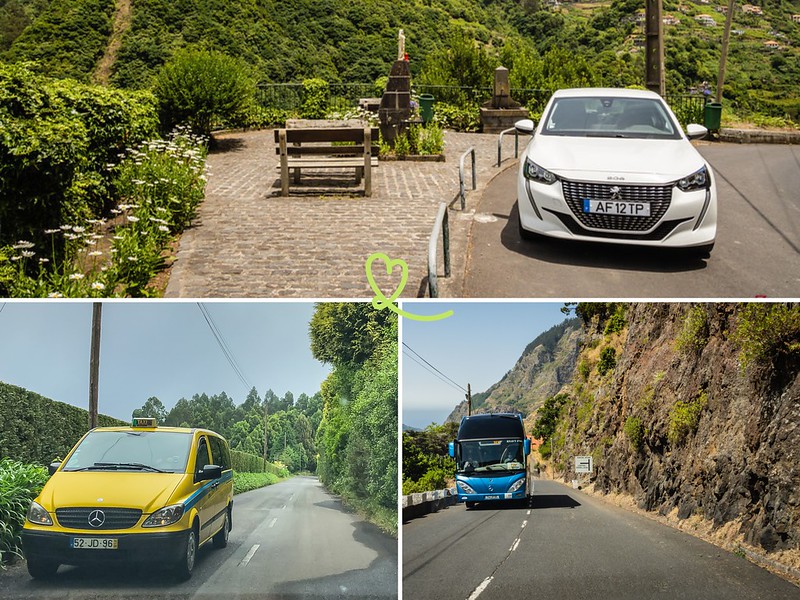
[[457, 481, 476, 495], [507, 478, 525, 493], [143, 504, 184, 528], [27, 501, 53, 526]]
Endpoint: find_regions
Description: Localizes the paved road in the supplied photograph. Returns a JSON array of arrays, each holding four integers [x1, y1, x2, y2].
[[462, 143, 800, 297], [403, 479, 800, 600], [0, 476, 397, 600]]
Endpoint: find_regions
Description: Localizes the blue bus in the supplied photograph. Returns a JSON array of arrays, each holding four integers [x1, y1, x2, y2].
[[448, 413, 532, 508]]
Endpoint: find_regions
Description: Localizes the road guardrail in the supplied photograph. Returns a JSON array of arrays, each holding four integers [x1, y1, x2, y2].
[[402, 487, 457, 520]]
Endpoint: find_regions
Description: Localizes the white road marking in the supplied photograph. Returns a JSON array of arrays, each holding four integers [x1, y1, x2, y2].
[[239, 544, 260, 567], [268, 518, 277, 528], [521, 520, 528, 528], [282, 504, 286, 509], [466, 576, 493, 600], [509, 538, 521, 552], [526, 509, 531, 516]]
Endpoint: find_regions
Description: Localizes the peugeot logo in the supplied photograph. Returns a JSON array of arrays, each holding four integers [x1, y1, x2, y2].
[[88, 509, 106, 528], [609, 185, 622, 200]]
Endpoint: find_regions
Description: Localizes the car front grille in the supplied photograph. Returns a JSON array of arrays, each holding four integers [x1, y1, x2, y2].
[[561, 180, 673, 232], [55, 508, 142, 530]]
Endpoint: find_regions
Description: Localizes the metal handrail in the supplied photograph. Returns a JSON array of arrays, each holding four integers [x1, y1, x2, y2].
[[497, 127, 521, 167], [458, 147, 476, 210], [427, 202, 450, 298]]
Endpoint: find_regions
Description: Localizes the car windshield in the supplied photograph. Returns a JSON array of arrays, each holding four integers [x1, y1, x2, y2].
[[457, 440, 524, 473], [541, 96, 681, 140], [62, 431, 192, 473]]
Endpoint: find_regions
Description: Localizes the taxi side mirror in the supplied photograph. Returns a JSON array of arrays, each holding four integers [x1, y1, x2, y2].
[[48, 462, 61, 476], [197, 464, 222, 481]]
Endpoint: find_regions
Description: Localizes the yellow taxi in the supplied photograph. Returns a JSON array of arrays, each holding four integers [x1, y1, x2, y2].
[[21, 418, 234, 580]]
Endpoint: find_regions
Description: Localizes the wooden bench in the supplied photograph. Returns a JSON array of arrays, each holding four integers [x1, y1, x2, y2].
[[274, 127, 379, 196]]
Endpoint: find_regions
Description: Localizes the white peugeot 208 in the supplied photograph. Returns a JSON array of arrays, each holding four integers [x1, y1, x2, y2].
[[516, 88, 717, 256]]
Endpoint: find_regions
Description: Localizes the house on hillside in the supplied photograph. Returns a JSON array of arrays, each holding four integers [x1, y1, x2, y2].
[[764, 40, 781, 49], [695, 14, 717, 26], [793, 14, 800, 24], [716, 5, 728, 14], [663, 15, 681, 25], [742, 4, 763, 15]]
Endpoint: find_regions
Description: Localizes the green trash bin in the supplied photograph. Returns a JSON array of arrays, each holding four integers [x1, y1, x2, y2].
[[704, 101, 722, 131], [418, 94, 435, 124]]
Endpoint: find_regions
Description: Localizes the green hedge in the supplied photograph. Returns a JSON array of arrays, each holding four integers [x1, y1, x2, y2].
[[230, 449, 288, 477], [232, 471, 283, 495], [0, 382, 126, 466]]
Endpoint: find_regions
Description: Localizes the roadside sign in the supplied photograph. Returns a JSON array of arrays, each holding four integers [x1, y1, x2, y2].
[[575, 456, 593, 474]]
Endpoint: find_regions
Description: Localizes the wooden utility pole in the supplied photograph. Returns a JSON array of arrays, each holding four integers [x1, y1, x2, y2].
[[88, 303, 102, 429], [263, 400, 269, 470], [466, 383, 472, 416], [716, 0, 736, 102], [645, 0, 665, 95]]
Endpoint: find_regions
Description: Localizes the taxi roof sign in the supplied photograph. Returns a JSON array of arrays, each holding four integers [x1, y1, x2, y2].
[[132, 417, 157, 428]]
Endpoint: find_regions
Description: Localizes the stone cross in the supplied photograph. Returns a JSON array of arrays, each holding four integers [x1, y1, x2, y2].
[[398, 29, 406, 60]]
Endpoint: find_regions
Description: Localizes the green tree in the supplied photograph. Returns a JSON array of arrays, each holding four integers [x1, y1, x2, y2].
[[132, 396, 168, 423]]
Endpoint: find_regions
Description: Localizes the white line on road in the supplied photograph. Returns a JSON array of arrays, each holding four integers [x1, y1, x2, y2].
[[282, 504, 286, 509], [239, 544, 260, 567], [526, 509, 531, 516], [509, 538, 521, 552], [268, 518, 277, 528], [521, 520, 528, 528], [466, 576, 493, 600]]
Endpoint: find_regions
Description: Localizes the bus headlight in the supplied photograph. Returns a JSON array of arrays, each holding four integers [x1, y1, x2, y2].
[[507, 479, 525, 493], [457, 481, 476, 495]]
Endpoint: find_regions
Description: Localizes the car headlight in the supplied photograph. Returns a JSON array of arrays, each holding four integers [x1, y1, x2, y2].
[[523, 158, 557, 185], [677, 166, 710, 192], [27, 501, 53, 526], [457, 481, 476, 495], [142, 504, 185, 528], [507, 478, 525, 493]]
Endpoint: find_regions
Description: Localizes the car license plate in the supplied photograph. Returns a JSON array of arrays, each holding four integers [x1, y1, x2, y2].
[[484, 495, 500, 500], [583, 200, 650, 216], [70, 537, 118, 550]]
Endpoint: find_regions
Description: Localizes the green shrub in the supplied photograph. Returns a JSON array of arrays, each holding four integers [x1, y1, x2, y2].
[[232, 471, 283, 495], [393, 131, 411, 156], [597, 347, 617, 375], [675, 305, 709, 354], [300, 78, 329, 119], [402, 466, 452, 495], [733, 303, 800, 369], [623, 416, 644, 451], [604, 305, 627, 335], [668, 391, 708, 445], [0, 459, 49, 563], [432, 102, 480, 132], [418, 123, 445, 155], [154, 48, 256, 137], [578, 359, 591, 381]]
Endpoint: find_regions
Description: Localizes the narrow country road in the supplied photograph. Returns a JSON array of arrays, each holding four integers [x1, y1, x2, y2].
[[0, 476, 397, 600], [403, 479, 800, 600]]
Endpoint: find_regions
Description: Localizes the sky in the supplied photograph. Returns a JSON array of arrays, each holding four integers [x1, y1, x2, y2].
[[0, 301, 332, 421], [400, 302, 568, 430]]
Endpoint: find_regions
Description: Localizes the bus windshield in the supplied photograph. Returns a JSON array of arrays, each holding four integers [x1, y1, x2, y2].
[[457, 440, 524, 473]]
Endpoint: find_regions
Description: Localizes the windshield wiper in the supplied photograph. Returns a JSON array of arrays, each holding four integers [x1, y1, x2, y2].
[[66, 462, 166, 473]]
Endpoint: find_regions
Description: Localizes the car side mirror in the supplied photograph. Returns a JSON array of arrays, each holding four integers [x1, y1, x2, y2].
[[515, 119, 535, 135], [48, 462, 61, 476], [686, 123, 708, 140], [197, 464, 222, 481]]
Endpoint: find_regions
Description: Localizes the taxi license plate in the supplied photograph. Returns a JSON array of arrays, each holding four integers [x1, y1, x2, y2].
[[70, 537, 118, 550], [583, 200, 650, 217]]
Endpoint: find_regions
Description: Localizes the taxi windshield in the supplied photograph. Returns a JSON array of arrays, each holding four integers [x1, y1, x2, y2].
[[62, 431, 192, 473]]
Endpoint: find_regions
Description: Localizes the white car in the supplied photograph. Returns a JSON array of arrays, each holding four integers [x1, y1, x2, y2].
[[515, 88, 717, 256]]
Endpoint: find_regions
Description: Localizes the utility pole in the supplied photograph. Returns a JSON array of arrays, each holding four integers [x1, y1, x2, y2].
[[466, 383, 472, 416], [645, 0, 665, 95], [88, 303, 102, 429], [263, 399, 269, 470], [716, 0, 736, 102]]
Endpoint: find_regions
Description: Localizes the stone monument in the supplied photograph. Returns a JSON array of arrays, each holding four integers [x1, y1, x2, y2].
[[479, 67, 529, 134], [379, 30, 412, 145]]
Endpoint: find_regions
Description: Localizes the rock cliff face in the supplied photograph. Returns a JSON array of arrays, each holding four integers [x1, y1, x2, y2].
[[445, 318, 581, 423], [551, 303, 800, 553]]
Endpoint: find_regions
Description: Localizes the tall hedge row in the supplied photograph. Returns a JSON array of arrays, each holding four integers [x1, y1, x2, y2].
[[0, 382, 125, 466], [230, 449, 287, 476]]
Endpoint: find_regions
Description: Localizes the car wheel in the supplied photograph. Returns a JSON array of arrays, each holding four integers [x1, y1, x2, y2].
[[518, 213, 542, 242], [175, 525, 198, 581], [26, 557, 59, 579], [213, 509, 230, 549]]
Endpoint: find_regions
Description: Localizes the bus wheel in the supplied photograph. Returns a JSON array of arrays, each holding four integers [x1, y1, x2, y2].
[[465, 502, 476, 509]]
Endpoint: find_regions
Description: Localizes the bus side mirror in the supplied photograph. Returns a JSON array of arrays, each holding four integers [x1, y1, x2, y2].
[[448, 442, 455, 458], [524, 439, 531, 456]]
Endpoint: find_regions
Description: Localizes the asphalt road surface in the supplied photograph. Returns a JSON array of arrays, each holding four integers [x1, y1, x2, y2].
[[0, 476, 397, 600], [463, 143, 800, 297], [403, 479, 800, 600]]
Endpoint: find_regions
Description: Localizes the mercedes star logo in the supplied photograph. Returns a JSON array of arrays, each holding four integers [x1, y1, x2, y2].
[[88, 509, 106, 528], [609, 185, 622, 200]]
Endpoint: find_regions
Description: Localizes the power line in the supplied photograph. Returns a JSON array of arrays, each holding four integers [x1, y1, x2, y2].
[[197, 303, 252, 392], [402, 342, 468, 393], [402, 349, 466, 394]]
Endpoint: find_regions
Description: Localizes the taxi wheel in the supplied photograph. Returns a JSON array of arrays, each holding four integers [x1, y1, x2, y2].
[[27, 557, 59, 579], [175, 525, 198, 581], [213, 509, 230, 549]]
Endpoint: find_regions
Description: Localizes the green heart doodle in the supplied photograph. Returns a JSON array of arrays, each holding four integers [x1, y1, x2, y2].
[[365, 253, 454, 322]]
